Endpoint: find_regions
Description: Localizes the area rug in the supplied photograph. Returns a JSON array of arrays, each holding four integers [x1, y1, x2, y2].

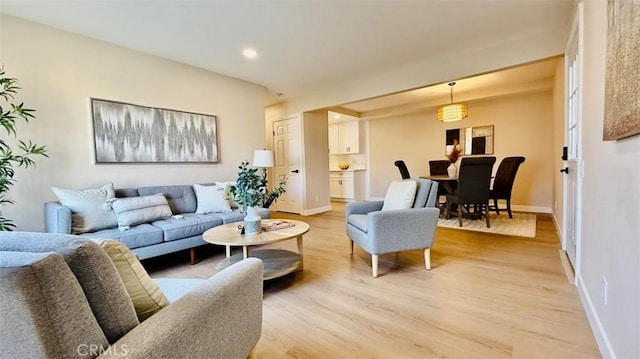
[[437, 212, 536, 238]]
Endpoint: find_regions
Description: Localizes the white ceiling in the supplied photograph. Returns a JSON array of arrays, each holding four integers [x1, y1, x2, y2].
[[0, 0, 571, 111]]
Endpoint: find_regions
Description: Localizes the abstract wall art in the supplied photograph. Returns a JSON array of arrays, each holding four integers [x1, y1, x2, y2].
[[91, 98, 218, 163], [603, 0, 640, 141]]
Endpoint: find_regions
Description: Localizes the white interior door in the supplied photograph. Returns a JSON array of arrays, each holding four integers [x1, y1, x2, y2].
[[273, 115, 303, 214], [563, 4, 583, 279]]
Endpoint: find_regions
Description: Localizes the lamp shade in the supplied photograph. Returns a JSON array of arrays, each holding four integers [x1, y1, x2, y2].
[[252, 150, 274, 168], [437, 103, 468, 122]]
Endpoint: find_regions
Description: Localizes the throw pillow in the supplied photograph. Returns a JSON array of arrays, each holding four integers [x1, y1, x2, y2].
[[110, 194, 172, 231], [99, 239, 169, 321], [193, 184, 231, 214], [51, 183, 118, 234], [381, 180, 418, 211], [214, 181, 239, 208]]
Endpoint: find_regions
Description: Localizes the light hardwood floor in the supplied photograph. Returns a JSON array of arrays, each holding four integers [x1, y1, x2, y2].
[[146, 203, 600, 359]]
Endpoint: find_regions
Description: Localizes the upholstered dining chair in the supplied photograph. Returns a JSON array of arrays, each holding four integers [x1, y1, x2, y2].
[[429, 160, 453, 207], [489, 156, 526, 218], [394, 160, 411, 180], [346, 178, 440, 278], [445, 157, 496, 228]]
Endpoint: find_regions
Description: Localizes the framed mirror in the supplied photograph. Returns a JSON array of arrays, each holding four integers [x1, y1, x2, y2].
[[446, 125, 494, 156]]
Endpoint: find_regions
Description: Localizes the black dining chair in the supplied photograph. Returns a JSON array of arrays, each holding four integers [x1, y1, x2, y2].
[[445, 157, 496, 227], [429, 160, 453, 207], [489, 156, 526, 218], [394, 160, 411, 180]]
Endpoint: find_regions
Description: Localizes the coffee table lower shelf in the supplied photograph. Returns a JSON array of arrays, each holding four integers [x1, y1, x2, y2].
[[215, 248, 302, 280]]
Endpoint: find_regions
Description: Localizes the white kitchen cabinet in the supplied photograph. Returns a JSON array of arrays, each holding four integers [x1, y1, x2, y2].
[[328, 120, 359, 154], [330, 171, 359, 200]]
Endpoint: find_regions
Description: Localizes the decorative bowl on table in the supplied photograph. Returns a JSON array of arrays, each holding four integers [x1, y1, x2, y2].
[[338, 163, 350, 170]]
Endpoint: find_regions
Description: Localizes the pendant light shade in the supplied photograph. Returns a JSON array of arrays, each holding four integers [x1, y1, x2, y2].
[[437, 82, 468, 122], [437, 103, 468, 122]]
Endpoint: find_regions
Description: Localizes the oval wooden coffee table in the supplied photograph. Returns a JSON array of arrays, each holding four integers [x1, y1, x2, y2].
[[202, 219, 310, 280]]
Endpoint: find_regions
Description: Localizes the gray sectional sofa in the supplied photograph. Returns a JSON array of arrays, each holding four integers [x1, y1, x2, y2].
[[0, 231, 263, 358], [45, 184, 270, 263]]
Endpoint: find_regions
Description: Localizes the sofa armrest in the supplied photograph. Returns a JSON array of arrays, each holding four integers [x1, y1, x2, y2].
[[346, 201, 384, 218], [99, 258, 263, 359], [367, 207, 440, 253], [44, 202, 71, 234]]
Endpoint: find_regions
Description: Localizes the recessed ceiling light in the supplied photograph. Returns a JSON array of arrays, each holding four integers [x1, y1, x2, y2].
[[243, 48, 257, 59]]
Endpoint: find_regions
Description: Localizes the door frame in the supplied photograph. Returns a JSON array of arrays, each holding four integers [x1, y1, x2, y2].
[[562, 2, 584, 283]]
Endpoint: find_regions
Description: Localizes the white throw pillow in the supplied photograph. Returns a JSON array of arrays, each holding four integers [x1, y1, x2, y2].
[[214, 181, 239, 208], [52, 183, 118, 234], [381, 180, 418, 211], [193, 184, 231, 214], [110, 194, 173, 230]]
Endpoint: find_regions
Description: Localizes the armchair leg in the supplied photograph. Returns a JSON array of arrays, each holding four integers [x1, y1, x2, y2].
[[350, 240, 354, 255], [424, 248, 431, 270], [190, 248, 196, 265], [372, 255, 379, 278]]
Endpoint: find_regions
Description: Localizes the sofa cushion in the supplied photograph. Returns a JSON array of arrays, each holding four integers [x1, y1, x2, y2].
[[84, 223, 164, 249], [111, 194, 173, 230], [0, 251, 109, 358], [381, 180, 417, 211], [138, 185, 197, 214], [99, 240, 170, 321], [215, 181, 239, 208], [0, 232, 139, 344], [153, 277, 206, 303], [151, 213, 223, 242], [51, 183, 118, 234], [348, 214, 368, 233], [193, 184, 231, 214]]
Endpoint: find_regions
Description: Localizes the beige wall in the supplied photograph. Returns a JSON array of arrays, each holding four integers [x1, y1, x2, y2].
[[0, 15, 267, 231], [301, 112, 330, 213], [368, 91, 554, 211], [552, 58, 566, 233], [578, 2, 639, 358]]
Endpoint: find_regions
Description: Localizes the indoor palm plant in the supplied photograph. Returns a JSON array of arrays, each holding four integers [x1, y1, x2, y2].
[[229, 161, 286, 233], [0, 68, 48, 230]]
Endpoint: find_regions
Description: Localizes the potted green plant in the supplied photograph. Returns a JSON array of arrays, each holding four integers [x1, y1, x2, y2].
[[229, 161, 286, 233], [0, 68, 48, 230]]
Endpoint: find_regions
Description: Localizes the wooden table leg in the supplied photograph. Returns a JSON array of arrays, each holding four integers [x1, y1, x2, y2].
[[297, 235, 304, 270]]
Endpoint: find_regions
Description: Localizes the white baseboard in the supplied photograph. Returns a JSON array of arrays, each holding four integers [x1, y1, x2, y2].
[[576, 274, 616, 359], [510, 205, 552, 213], [301, 205, 332, 216]]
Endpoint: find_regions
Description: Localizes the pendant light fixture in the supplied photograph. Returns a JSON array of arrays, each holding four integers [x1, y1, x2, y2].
[[437, 82, 468, 122]]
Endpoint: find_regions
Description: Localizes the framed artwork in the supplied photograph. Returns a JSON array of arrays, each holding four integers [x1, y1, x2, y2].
[[91, 98, 218, 163], [446, 125, 494, 156], [603, 0, 640, 141]]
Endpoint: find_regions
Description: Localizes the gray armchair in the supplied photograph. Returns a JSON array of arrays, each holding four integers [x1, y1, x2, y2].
[[346, 178, 440, 277]]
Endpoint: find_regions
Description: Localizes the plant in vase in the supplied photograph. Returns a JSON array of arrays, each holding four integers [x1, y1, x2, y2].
[[228, 161, 286, 233], [446, 142, 462, 177]]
